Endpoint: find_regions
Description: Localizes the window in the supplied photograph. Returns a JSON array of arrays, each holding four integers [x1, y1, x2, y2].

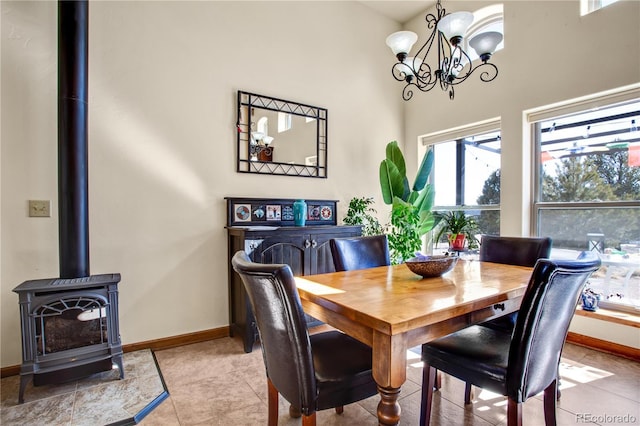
[[421, 119, 502, 251], [257, 116, 269, 136], [531, 89, 640, 312], [278, 112, 292, 133], [581, 0, 619, 16], [465, 4, 504, 62]]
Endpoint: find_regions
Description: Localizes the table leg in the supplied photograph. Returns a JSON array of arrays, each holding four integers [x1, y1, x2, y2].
[[372, 331, 407, 425], [377, 385, 401, 425]]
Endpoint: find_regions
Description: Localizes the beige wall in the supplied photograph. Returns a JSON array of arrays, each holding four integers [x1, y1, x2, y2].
[[0, 1, 403, 367], [2, 1, 639, 369]]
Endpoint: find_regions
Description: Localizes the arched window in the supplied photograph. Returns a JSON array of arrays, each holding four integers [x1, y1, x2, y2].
[[257, 116, 269, 137], [465, 4, 504, 62]]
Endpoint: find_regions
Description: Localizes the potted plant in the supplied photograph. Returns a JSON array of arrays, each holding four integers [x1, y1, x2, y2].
[[343, 197, 384, 236], [379, 141, 439, 264], [433, 211, 479, 251]]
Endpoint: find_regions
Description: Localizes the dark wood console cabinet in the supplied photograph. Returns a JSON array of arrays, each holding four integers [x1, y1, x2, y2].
[[227, 225, 362, 352]]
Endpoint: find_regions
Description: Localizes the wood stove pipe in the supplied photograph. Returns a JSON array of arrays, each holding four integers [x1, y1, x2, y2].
[[58, 0, 89, 278]]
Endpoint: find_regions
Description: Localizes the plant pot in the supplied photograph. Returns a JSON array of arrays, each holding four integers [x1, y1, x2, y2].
[[448, 234, 466, 251]]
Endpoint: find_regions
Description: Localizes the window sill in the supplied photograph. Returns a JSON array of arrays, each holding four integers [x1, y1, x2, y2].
[[574, 306, 640, 328]]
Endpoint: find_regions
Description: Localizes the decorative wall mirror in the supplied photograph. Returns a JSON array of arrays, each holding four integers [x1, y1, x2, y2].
[[236, 91, 327, 178]]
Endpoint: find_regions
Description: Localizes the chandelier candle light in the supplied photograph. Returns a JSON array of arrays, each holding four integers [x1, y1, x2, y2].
[[386, 0, 502, 100]]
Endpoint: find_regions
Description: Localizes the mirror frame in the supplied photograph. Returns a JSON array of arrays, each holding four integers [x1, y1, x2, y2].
[[236, 91, 327, 178]]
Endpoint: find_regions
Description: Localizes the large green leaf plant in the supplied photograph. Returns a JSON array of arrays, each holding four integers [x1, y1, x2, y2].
[[380, 141, 439, 264]]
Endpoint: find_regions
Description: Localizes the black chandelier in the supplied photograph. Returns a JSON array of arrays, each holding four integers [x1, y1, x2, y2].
[[386, 0, 502, 101]]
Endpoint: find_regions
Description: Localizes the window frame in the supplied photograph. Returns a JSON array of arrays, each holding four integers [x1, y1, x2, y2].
[[420, 118, 502, 247], [530, 86, 640, 229], [529, 85, 640, 313]]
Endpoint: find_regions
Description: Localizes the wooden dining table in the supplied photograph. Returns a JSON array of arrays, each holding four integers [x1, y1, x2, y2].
[[295, 259, 533, 426]]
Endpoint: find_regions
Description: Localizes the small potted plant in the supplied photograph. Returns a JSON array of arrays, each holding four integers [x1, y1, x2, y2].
[[343, 197, 384, 236], [433, 211, 479, 251]]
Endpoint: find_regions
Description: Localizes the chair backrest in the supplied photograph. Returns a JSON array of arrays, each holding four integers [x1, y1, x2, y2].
[[507, 252, 601, 402], [231, 251, 316, 411], [330, 235, 390, 272], [480, 235, 552, 267]]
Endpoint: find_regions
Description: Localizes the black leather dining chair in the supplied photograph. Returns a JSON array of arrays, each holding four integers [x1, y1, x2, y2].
[[437, 235, 552, 402], [464, 236, 553, 396], [419, 252, 601, 426], [329, 234, 390, 272], [475, 236, 553, 335], [479, 235, 553, 269], [231, 251, 378, 426]]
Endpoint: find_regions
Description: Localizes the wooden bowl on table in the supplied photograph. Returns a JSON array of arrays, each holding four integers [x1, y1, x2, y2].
[[405, 254, 458, 278]]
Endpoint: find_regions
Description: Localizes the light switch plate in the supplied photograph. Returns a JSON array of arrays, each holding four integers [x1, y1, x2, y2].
[[29, 200, 51, 217]]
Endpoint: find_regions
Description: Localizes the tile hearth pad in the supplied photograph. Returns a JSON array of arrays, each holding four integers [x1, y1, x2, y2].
[[0, 349, 167, 426]]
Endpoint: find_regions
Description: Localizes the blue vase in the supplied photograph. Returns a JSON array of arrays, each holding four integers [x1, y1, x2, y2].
[[293, 199, 307, 226], [581, 291, 601, 311]]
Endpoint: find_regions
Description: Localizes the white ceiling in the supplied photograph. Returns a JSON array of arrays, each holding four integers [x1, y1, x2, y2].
[[358, 1, 434, 24]]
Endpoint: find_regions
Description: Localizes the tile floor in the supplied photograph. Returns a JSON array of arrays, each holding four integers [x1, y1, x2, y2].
[[143, 334, 640, 425]]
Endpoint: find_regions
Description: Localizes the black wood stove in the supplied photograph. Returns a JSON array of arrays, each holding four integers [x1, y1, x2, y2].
[[13, 275, 123, 403], [12, 1, 123, 403]]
